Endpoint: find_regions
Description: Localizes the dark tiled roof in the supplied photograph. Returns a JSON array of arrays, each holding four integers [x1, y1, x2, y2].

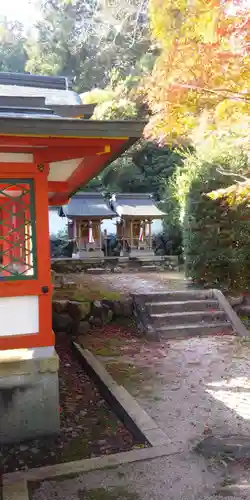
[[110, 193, 165, 218], [0, 72, 71, 90], [49, 104, 95, 118], [0, 117, 145, 137], [0, 72, 82, 119], [62, 192, 115, 218], [0, 105, 62, 119], [0, 84, 81, 106], [0, 73, 144, 128]]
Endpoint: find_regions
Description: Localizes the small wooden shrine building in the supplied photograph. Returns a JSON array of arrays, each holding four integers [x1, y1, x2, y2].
[[110, 193, 165, 258], [60, 192, 114, 257]]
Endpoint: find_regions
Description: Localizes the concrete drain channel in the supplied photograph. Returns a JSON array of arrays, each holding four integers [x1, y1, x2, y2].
[[72, 342, 170, 448], [1, 334, 142, 475]]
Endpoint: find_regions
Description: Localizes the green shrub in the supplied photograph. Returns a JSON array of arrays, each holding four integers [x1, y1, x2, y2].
[[162, 180, 184, 255], [171, 142, 250, 290]]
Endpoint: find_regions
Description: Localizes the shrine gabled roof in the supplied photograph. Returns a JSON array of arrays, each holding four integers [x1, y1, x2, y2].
[[0, 86, 95, 118], [110, 193, 165, 218], [0, 116, 144, 137], [0, 72, 95, 118], [0, 84, 81, 105], [61, 192, 115, 219], [0, 72, 71, 89], [0, 119, 144, 206], [0, 72, 145, 206]]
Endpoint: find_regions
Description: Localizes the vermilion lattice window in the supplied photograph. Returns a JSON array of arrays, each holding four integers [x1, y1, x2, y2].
[[0, 179, 37, 280]]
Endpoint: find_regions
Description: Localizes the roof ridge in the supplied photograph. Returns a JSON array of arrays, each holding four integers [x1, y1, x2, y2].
[[75, 191, 106, 197], [0, 72, 71, 90], [111, 193, 154, 199]]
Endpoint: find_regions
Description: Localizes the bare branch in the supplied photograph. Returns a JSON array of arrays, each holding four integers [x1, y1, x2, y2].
[[216, 167, 250, 182]]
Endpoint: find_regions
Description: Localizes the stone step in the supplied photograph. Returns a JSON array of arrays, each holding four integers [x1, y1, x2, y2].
[[132, 256, 154, 262], [134, 290, 213, 303], [141, 260, 161, 266], [86, 268, 107, 274], [145, 299, 220, 314], [140, 265, 158, 272], [152, 322, 233, 340], [150, 310, 227, 326]]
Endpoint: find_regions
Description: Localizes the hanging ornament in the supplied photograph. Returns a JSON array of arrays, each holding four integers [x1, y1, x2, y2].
[[139, 220, 144, 242], [88, 220, 95, 244]]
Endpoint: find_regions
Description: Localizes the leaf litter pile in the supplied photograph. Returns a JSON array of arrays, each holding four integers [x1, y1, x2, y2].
[[0, 332, 144, 475], [82, 323, 170, 361]]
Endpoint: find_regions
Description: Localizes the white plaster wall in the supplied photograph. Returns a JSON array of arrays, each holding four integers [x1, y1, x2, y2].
[[48, 159, 81, 181], [0, 296, 39, 336], [0, 153, 33, 163]]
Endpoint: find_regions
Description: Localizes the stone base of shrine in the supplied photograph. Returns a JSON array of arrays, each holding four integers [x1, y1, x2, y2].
[[119, 250, 130, 257], [78, 249, 104, 259], [0, 346, 60, 444], [129, 249, 155, 260]]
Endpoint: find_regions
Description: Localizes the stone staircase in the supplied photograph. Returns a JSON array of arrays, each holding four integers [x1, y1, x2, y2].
[[133, 255, 179, 272], [132, 289, 249, 340]]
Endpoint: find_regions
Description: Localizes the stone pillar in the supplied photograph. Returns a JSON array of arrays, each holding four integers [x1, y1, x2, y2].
[[0, 347, 59, 444]]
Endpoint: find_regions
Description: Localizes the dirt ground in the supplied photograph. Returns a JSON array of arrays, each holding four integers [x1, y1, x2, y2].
[[71, 270, 189, 296]]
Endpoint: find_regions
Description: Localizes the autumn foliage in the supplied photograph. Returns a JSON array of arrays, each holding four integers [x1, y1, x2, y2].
[[145, 0, 250, 143]]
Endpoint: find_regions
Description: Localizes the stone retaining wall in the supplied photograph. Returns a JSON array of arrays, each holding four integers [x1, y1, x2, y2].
[[52, 288, 247, 340], [51, 255, 179, 274], [53, 297, 133, 337]]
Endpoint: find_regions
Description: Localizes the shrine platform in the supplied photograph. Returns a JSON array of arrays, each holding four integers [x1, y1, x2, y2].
[[51, 255, 180, 275]]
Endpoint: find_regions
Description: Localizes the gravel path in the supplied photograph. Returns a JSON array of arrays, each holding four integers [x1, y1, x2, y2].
[[28, 330, 250, 500], [93, 334, 250, 453], [134, 336, 250, 450]]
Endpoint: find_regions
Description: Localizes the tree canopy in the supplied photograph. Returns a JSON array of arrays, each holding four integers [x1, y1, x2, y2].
[[145, 0, 250, 145], [25, 0, 150, 92], [84, 140, 184, 200], [0, 18, 27, 73]]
